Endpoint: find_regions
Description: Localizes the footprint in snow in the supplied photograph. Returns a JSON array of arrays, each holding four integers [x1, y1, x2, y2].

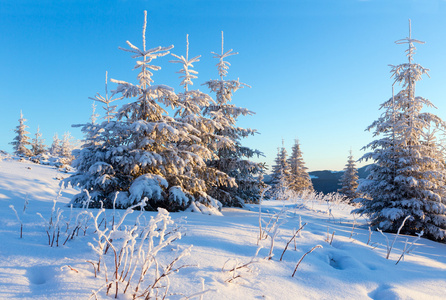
[[26, 266, 55, 285], [328, 252, 370, 271], [368, 284, 400, 300]]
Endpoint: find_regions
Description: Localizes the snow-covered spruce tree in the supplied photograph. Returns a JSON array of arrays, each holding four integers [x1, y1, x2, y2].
[[202, 32, 265, 206], [65, 70, 125, 207], [270, 142, 292, 200], [65, 12, 225, 212], [73, 71, 123, 151], [338, 150, 358, 202], [287, 139, 313, 193], [50, 133, 62, 156], [170, 34, 236, 211], [355, 21, 446, 241], [60, 132, 75, 165], [10, 111, 32, 157], [31, 126, 46, 156], [72, 102, 100, 149]]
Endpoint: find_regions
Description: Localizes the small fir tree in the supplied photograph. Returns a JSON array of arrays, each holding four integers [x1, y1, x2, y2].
[[10, 111, 32, 157], [287, 139, 313, 193], [355, 21, 446, 241], [73, 102, 101, 149], [338, 150, 358, 202], [60, 132, 75, 164], [50, 133, 62, 156], [31, 126, 46, 156], [270, 142, 291, 200]]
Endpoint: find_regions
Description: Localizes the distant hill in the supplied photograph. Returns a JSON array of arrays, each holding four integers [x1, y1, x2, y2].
[[309, 165, 370, 194]]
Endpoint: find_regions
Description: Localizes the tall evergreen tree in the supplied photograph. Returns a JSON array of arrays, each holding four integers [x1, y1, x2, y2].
[[270, 141, 291, 200], [202, 32, 265, 206], [355, 21, 446, 241], [10, 111, 32, 157], [287, 139, 313, 193], [338, 150, 358, 202], [170, 35, 236, 210]]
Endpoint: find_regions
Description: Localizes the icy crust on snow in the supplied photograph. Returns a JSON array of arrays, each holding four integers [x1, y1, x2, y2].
[[1, 157, 446, 299]]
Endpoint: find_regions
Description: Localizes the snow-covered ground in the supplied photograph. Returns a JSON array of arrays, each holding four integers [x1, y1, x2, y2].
[[1, 155, 445, 299]]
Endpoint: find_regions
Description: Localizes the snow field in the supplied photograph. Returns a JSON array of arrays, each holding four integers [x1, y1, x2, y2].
[[1, 156, 446, 299]]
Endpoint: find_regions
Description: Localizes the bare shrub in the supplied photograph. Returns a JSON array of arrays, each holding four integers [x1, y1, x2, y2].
[[88, 199, 191, 299]]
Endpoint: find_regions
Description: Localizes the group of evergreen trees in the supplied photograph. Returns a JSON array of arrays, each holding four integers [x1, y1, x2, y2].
[[266, 21, 446, 242], [63, 12, 264, 212], [270, 139, 313, 199], [9, 16, 446, 242], [10, 111, 75, 164]]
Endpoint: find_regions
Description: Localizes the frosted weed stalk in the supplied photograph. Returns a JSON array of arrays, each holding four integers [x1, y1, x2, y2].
[[9, 205, 23, 238], [37, 189, 64, 247], [378, 215, 411, 260], [222, 247, 263, 283]]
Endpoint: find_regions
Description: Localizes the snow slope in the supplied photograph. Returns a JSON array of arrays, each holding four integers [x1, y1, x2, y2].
[[0, 155, 445, 299]]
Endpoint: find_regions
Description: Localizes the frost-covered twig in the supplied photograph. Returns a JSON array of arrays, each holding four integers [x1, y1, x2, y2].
[[266, 216, 287, 260], [257, 186, 271, 245], [396, 230, 423, 265], [280, 223, 307, 261], [23, 194, 29, 213], [37, 207, 64, 247], [222, 247, 262, 283], [378, 215, 411, 259], [324, 226, 335, 245], [367, 226, 372, 245], [9, 205, 23, 238], [63, 210, 90, 245], [350, 213, 357, 239], [329, 231, 335, 245], [291, 245, 323, 277]]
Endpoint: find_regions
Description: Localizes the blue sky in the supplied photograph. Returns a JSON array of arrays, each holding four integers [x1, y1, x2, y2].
[[2, 0, 446, 172]]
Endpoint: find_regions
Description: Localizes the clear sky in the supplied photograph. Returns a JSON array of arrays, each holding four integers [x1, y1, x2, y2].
[[2, 0, 446, 172]]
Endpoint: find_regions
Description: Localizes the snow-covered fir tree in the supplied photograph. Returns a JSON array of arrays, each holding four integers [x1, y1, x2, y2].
[[31, 126, 46, 156], [270, 141, 291, 200], [73, 71, 123, 153], [202, 32, 265, 206], [354, 21, 446, 241], [73, 102, 101, 149], [10, 111, 32, 157], [170, 34, 236, 211], [287, 139, 313, 193], [50, 133, 62, 156], [60, 132, 75, 164], [65, 12, 232, 212], [338, 150, 358, 202]]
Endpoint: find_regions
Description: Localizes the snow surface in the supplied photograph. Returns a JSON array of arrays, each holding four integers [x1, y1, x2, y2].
[[1, 155, 446, 299]]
